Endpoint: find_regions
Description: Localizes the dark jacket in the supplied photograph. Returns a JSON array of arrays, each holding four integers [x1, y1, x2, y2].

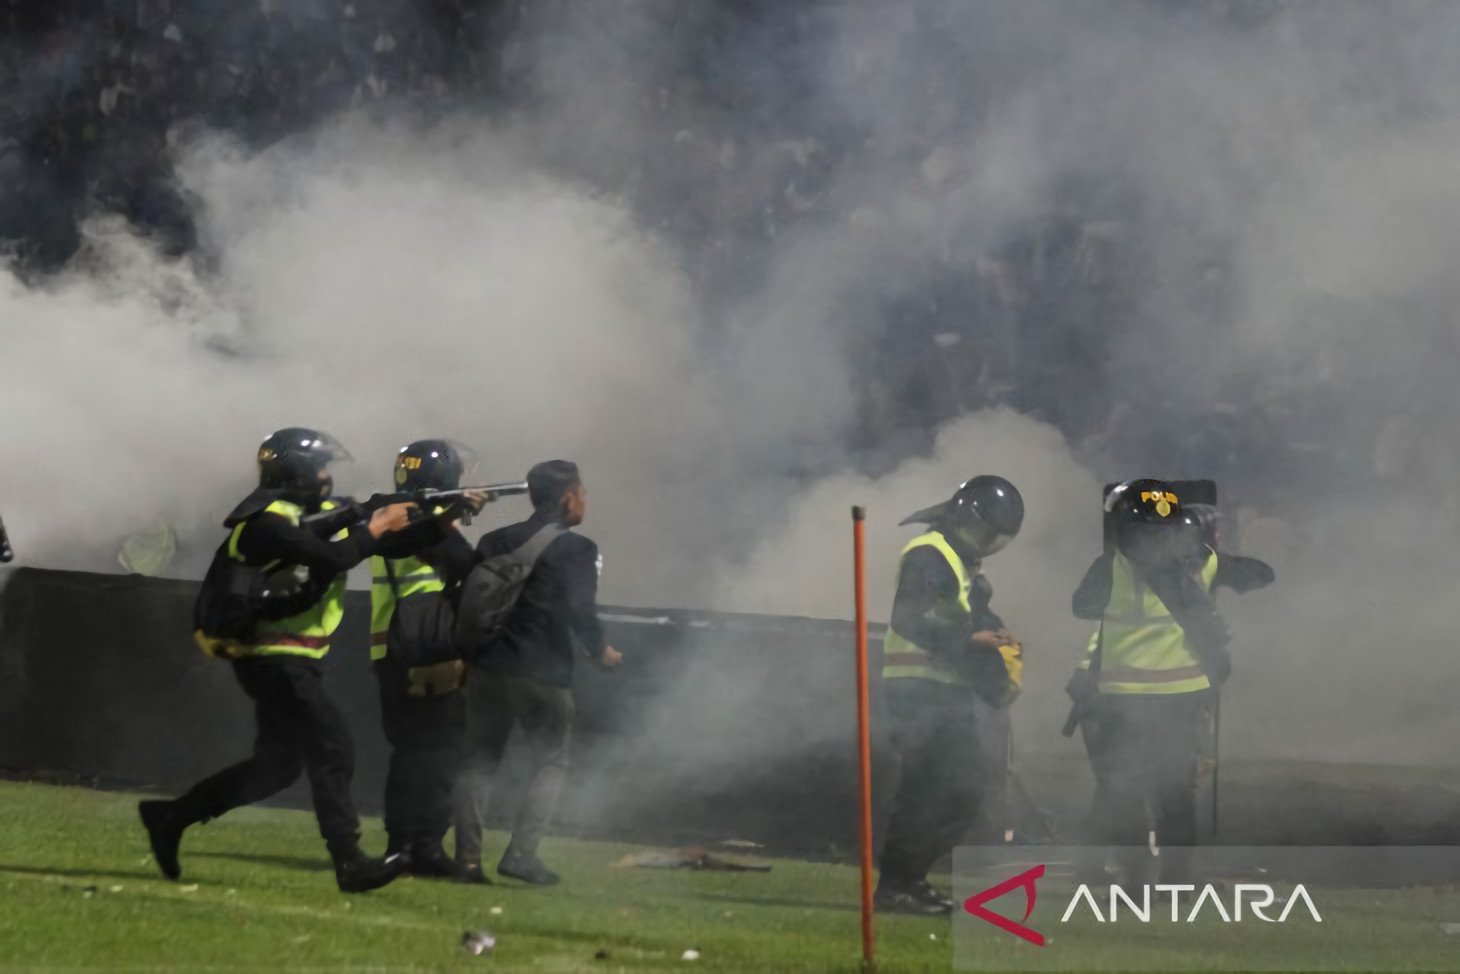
[[196, 502, 383, 637], [472, 512, 607, 688], [887, 526, 1012, 697], [233, 506, 380, 577], [889, 544, 1005, 660], [375, 518, 477, 589]]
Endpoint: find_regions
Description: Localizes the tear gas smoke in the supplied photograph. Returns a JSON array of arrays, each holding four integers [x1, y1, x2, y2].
[[1, 1, 1457, 770]]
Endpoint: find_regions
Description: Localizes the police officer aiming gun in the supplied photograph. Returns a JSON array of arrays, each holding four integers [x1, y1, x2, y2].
[[141, 428, 420, 893], [368, 439, 500, 880]]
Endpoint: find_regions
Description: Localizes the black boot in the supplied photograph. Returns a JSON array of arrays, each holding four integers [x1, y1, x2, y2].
[[406, 840, 460, 879], [138, 800, 187, 881], [330, 842, 406, 894], [913, 880, 955, 911], [874, 876, 952, 916], [498, 849, 560, 886]]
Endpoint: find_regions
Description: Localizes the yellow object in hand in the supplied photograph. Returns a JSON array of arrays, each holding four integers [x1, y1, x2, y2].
[[998, 642, 1024, 689]]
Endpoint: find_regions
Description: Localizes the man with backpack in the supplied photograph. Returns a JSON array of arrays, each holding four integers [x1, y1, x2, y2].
[[140, 428, 418, 893], [453, 460, 623, 886], [368, 439, 494, 880]]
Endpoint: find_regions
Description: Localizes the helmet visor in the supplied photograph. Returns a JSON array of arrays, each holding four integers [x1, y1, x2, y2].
[[442, 439, 479, 481], [955, 517, 1018, 558], [304, 431, 352, 464], [1119, 521, 1191, 566], [303, 432, 354, 499]]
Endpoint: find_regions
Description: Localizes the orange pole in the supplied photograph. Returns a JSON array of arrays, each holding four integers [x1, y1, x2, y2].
[[852, 506, 875, 969]]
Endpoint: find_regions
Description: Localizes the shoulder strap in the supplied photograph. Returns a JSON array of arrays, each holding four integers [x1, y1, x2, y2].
[[508, 523, 568, 569]]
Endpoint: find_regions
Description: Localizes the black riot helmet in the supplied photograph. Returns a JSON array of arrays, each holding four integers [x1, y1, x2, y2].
[[257, 427, 351, 509], [1104, 478, 1187, 566], [902, 475, 1025, 558], [394, 439, 476, 492]]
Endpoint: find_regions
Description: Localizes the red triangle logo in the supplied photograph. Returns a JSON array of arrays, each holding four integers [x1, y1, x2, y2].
[[962, 864, 1046, 946]]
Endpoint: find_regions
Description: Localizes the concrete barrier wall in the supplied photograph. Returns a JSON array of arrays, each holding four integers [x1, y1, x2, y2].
[[1, 567, 1453, 856]]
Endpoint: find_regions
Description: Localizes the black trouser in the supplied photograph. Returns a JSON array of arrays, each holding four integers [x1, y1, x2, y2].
[[877, 679, 985, 887], [174, 656, 360, 851], [1083, 691, 1207, 883], [971, 696, 1013, 842], [374, 658, 464, 851], [454, 669, 574, 867]]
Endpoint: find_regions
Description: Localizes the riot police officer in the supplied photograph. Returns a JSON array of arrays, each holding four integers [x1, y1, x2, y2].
[[140, 428, 416, 893], [368, 439, 488, 880], [1067, 479, 1269, 887], [876, 475, 1026, 915]]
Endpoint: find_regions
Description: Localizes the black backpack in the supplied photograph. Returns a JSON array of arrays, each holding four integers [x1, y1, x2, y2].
[[453, 523, 565, 661], [378, 557, 460, 668], [193, 550, 322, 656]]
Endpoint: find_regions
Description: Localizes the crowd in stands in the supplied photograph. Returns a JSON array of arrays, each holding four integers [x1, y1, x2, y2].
[[0, 1, 1386, 560]]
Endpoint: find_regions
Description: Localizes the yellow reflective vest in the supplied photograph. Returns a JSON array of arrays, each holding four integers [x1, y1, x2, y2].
[[225, 499, 347, 660], [369, 552, 446, 662], [1083, 548, 1219, 695], [882, 531, 974, 686]]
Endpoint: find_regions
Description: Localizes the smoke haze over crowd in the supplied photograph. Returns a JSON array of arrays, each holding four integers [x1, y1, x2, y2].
[[2, 1, 1458, 766]]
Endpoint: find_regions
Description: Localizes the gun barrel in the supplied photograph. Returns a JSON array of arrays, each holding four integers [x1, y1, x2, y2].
[[478, 481, 529, 496]]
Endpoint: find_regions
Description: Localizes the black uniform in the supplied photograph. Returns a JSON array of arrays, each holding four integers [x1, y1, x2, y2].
[[370, 520, 476, 863], [878, 532, 1015, 899], [166, 501, 381, 861], [1070, 547, 1270, 883]]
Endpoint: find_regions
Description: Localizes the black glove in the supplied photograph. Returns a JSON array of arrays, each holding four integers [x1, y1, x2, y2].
[[1071, 553, 1115, 620], [1221, 554, 1276, 593], [1065, 667, 1098, 706], [1204, 646, 1232, 689], [964, 645, 1019, 709]]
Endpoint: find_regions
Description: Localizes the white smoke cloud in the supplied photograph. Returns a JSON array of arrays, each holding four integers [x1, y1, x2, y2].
[[0, 120, 728, 606], [2, 1, 1459, 773]]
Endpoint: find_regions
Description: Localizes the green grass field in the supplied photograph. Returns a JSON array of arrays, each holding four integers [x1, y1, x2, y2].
[[0, 781, 1455, 972], [0, 781, 947, 971]]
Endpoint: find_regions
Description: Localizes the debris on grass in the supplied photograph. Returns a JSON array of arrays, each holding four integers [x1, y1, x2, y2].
[[681, 948, 701, 961], [82, 886, 97, 898], [462, 931, 496, 956], [489, 906, 502, 915], [594, 949, 610, 960], [613, 847, 771, 873], [109, 885, 123, 893], [719, 839, 763, 850], [1441, 923, 1460, 935], [180, 884, 199, 893]]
